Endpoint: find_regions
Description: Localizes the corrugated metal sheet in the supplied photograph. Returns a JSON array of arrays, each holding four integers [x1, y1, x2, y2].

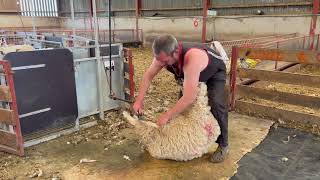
[[210, 0, 313, 15], [113, 11, 135, 17], [58, 0, 90, 17], [20, 0, 58, 17], [211, 0, 312, 6], [112, 0, 134, 10], [142, 0, 202, 16], [142, 9, 202, 17], [112, 0, 135, 16], [58, 0, 135, 17], [211, 6, 312, 16], [57, 0, 314, 17], [143, 0, 202, 9]]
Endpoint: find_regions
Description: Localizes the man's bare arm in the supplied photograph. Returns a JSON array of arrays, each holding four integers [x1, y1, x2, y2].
[[135, 58, 164, 103], [164, 49, 208, 119]]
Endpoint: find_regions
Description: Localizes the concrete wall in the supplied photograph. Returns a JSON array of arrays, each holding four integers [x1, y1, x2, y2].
[[0, 15, 60, 28], [211, 16, 313, 40], [59, 15, 317, 44], [60, 16, 203, 43]]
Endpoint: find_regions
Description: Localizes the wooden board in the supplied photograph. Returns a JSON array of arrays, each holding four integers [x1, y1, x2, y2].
[[235, 100, 320, 126], [0, 0, 19, 12], [0, 85, 12, 102], [0, 144, 21, 155], [0, 108, 15, 125], [0, 130, 17, 148], [238, 68, 320, 88], [238, 48, 320, 64], [124, 62, 129, 73], [237, 85, 320, 108]]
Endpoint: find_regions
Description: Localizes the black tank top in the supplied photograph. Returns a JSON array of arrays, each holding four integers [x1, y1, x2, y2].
[[166, 42, 226, 83]]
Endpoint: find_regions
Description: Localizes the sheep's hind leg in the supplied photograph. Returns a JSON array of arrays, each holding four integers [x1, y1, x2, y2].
[[122, 111, 159, 128], [122, 111, 140, 126]]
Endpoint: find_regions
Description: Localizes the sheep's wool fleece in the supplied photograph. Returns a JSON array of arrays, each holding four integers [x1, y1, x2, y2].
[[123, 83, 221, 161]]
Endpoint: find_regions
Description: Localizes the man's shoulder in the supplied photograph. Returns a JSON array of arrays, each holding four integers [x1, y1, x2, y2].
[[151, 58, 166, 67], [184, 49, 208, 71], [185, 48, 207, 57]]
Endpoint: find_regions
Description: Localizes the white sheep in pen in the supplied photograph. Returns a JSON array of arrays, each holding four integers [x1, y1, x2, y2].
[[123, 82, 221, 161]]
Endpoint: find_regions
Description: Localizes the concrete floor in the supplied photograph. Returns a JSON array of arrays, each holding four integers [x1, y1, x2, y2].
[[62, 112, 273, 180]]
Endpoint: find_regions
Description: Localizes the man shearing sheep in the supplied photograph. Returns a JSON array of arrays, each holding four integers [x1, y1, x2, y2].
[[133, 34, 229, 163]]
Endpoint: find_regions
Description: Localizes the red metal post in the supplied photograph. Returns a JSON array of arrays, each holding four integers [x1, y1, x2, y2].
[[68, 31, 74, 47], [201, 0, 209, 43], [229, 46, 239, 111], [2, 61, 24, 156], [135, 0, 141, 42], [275, 41, 279, 69], [309, 0, 319, 50]]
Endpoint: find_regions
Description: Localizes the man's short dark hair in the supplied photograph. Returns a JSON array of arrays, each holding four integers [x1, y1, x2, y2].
[[152, 34, 178, 56]]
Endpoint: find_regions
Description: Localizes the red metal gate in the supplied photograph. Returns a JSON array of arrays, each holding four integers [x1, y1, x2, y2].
[[0, 60, 24, 156]]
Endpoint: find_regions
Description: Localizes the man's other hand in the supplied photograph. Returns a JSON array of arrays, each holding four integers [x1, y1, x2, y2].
[[157, 113, 171, 127]]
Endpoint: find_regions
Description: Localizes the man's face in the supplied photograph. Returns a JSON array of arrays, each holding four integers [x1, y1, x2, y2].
[[154, 50, 179, 65]]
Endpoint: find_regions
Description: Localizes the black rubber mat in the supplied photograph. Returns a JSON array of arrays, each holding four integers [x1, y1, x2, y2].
[[231, 127, 320, 180], [4, 49, 78, 136]]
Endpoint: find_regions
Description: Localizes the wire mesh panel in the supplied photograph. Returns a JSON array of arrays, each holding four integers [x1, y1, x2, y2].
[[0, 28, 143, 46], [205, 33, 298, 56]]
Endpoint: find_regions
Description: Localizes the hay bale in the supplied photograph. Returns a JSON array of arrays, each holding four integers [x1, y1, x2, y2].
[[123, 83, 220, 161]]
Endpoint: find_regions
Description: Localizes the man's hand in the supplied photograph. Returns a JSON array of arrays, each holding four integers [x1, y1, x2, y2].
[[156, 113, 171, 127], [133, 101, 143, 115]]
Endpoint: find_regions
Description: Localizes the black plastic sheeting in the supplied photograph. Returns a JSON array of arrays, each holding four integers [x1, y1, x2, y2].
[[232, 127, 320, 180]]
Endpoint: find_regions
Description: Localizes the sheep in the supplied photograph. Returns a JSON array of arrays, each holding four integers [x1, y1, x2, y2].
[[122, 82, 221, 161]]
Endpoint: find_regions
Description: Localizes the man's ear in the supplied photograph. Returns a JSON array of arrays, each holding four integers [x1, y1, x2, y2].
[[172, 48, 179, 56]]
